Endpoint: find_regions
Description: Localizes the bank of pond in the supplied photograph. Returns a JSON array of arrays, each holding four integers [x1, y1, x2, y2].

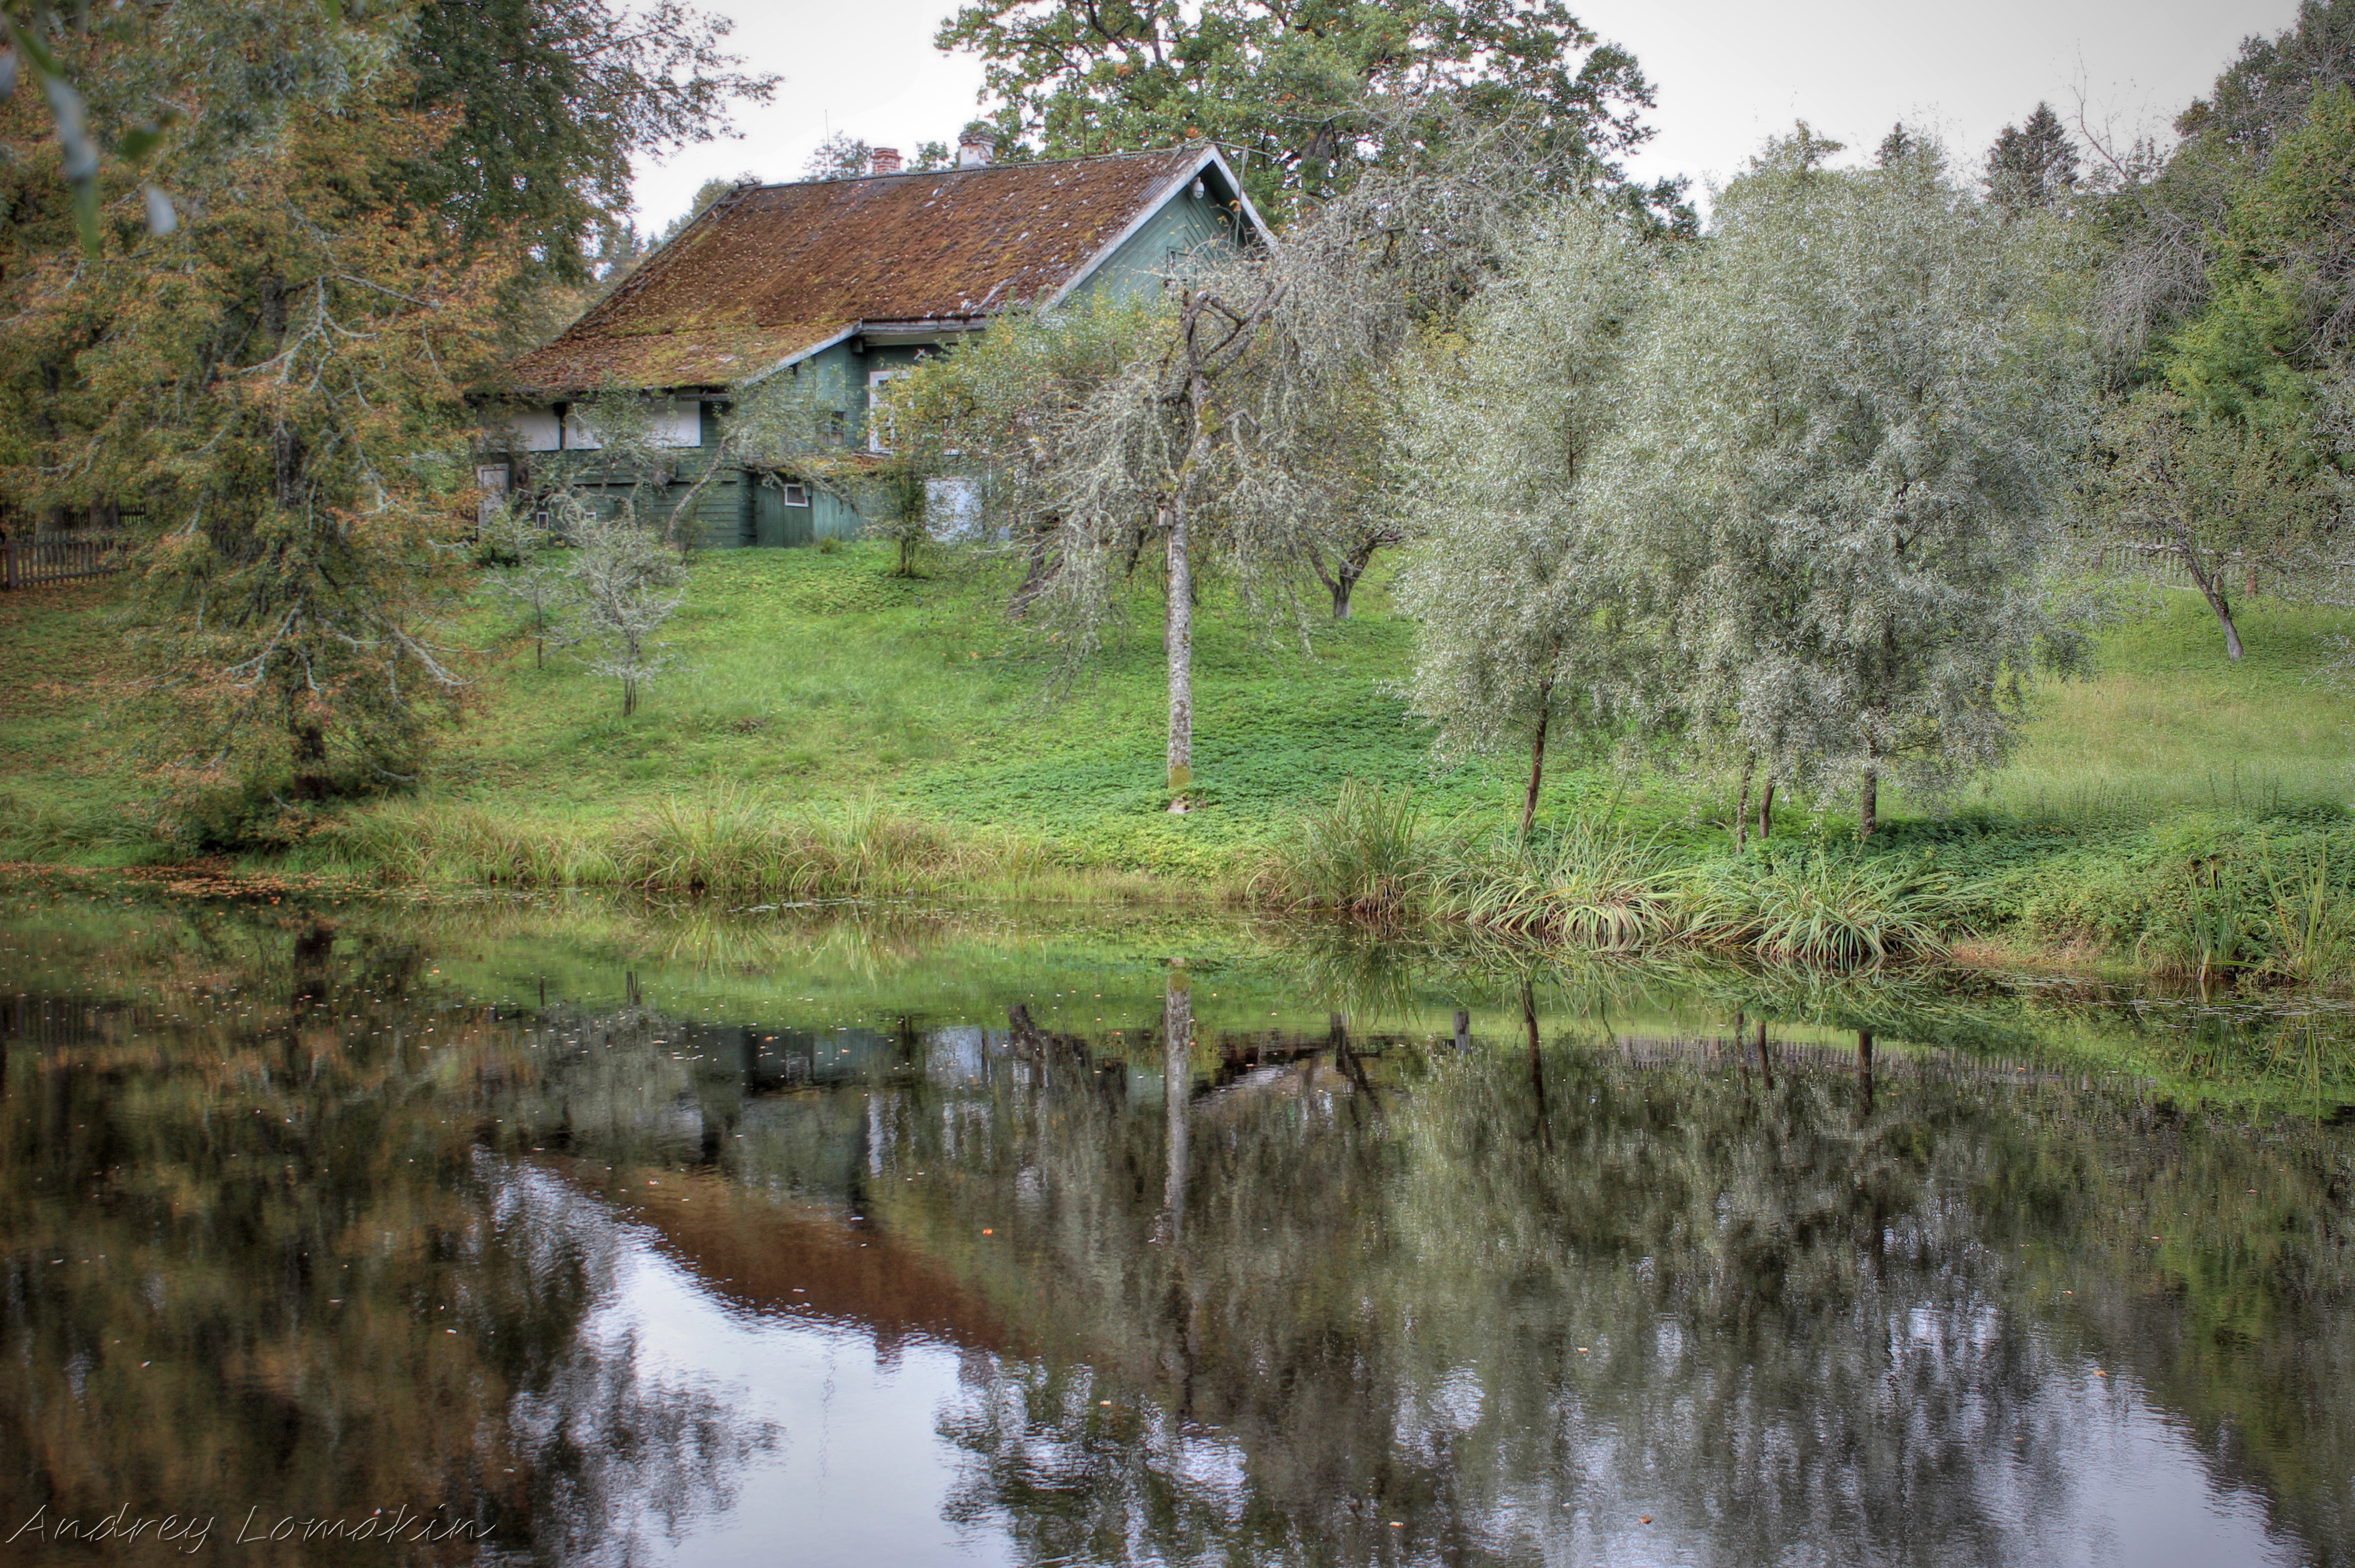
[[0, 886, 2350, 1565]]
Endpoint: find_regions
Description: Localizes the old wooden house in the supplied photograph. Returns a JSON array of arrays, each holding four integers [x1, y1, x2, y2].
[[492, 138, 1270, 546]]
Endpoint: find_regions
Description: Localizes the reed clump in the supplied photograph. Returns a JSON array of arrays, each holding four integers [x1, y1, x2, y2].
[[607, 787, 1043, 897], [325, 786, 1058, 898], [1429, 820, 1685, 950], [1251, 779, 1449, 920], [1681, 852, 1958, 966], [324, 803, 619, 885]]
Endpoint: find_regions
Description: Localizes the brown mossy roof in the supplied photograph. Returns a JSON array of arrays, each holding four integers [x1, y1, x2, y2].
[[509, 146, 1211, 396]]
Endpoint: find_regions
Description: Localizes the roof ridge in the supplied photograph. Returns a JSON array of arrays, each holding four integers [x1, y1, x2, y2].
[[757, 143, 1209, 193]]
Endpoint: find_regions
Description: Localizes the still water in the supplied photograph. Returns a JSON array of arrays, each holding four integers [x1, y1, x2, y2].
[[1, 885, 2351, 1566]]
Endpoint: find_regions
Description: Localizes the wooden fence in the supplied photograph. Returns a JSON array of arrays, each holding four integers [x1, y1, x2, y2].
[[0, 533, 126, 590], [2093, 536, 2355, 601]]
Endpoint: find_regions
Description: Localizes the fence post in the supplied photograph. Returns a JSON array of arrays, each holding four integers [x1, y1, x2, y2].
[[3, 539, 14, 591]]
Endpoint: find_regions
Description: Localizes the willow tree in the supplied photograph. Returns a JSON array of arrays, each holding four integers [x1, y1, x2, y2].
[[1595, 129, 2088, 837], [896, 124, 1553, 805], [1393, 202, 1659, 835]]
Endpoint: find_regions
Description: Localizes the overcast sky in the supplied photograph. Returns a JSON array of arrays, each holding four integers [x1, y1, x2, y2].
[[630, 0, 2301, 231]]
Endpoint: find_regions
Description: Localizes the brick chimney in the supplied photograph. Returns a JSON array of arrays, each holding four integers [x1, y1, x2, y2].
[[869, 146, 903, 175], [956, 128, 995, 169]]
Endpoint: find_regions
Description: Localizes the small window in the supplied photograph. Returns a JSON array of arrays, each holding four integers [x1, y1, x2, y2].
[[782, 483, 810, 507], [867, 368, 907, 453]]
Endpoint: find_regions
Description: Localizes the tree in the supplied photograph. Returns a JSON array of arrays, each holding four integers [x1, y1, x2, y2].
[[887, 295, 1169, 616], [401, 0, 776, 284], [1984, 102, 2078, 214], [803, 132, 872, 179], [482, 507, 573, 670], [1592, 129, 2089, 837], [2093, 391, 2324, 659], [2080, 0, 2355, 389], [0, 0, 770, 831], [1394, 201, 1657, 834], [561, 508, 686, 717], [0, 93, 511, 829], [2082, 85, 2355, 659], [935, 0, 1685, 225], [896, 124, 1564, 805], [2168, 84, 2355, 435]]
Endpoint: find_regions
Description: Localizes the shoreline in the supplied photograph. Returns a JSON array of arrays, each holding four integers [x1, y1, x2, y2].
[[0, 851, 2312, 997]]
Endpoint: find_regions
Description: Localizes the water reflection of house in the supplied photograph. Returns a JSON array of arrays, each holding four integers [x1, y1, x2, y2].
[[564, 1161, 1019, 1358]]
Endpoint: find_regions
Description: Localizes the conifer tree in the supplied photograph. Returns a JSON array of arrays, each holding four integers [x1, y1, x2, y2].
[[1985, 103, 2079, 213]]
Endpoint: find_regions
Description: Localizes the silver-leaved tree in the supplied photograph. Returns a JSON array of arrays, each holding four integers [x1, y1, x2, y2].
[[1601, 128, 2091, 837], [895, 115, 1564, 806], [1393, 200, 1661, 836]]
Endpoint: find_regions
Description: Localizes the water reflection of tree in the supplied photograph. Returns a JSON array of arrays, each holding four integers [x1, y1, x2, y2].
[[11, 892, 2353, 1564], [888, 1010, 2355, 1566], [0, 913, 772, 1564]]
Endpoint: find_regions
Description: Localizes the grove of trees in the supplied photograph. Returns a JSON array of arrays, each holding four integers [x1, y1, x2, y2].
[[3, 0, 2349, 842]]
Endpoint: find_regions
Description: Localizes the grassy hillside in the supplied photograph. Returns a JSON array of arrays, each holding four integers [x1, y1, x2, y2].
[[2, 542, 2350, 976], [6, 543, 2345, 856]]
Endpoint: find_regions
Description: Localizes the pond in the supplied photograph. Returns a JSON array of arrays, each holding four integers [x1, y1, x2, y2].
[[1, 885, 2351, 1566]]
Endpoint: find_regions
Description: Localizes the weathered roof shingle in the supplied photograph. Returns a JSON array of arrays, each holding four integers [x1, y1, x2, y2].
[[509, 146, 1213, 395]]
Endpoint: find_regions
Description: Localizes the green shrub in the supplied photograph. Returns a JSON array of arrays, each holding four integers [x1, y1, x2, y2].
[[1252, 779, 1446, 919], [1430, 819, 1684, 949], [1682, 852, 1958, 967]]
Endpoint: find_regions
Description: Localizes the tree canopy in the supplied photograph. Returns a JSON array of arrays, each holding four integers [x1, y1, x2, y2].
[[1644, 136, 2088, 825], [935, 0, 1687, 226]]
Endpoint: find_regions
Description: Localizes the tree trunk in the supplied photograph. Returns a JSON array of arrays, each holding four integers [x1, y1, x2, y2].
[[1164, 502, 1193, 802], [1522, 977, 1548, 1145], [1734, 758, 1753, 852], [290, 719, 329, 800], [1758, 780, 1775, 842], [1859, 767, 1878, 840], [1754, 1018, 1774, 1092], [1008, 517, 1057, 618], [1326, 534, 1384, 619], [1520, 684, 1553, 839], [1157, 966, 1192, 1246], [2177, 536, 2246, 661]]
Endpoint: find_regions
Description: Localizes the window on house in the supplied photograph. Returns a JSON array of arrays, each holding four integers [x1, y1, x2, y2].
[[824, 411, 846, 447], [782, 483, 810, 507], [867, 369, 904, 453]]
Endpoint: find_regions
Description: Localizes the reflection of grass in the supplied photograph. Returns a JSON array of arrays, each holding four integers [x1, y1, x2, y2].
[[11, 882, 2353, 1112]]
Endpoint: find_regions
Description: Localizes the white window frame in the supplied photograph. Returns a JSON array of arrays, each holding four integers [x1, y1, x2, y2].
[[867, 369, 904, 453], [781, 482, 810, 507]]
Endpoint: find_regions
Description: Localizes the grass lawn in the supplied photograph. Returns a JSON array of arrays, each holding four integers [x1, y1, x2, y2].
[[1971, 593, 2350, 824], [1, 543, 2347, 879]]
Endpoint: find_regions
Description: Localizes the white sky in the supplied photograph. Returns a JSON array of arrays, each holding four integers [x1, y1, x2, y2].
[[631, 0, 2301, 231]]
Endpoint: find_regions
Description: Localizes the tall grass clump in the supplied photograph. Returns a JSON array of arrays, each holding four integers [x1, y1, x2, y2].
[[322, 803, 618, 885], [1252, 779, 1446, 919], [2261, 846, 2355, 986], [608, 785, 1039, 898], [1682, 851, 1959, 967], [0, 791, 161, 860], [1430, 819, 1684, 949]]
